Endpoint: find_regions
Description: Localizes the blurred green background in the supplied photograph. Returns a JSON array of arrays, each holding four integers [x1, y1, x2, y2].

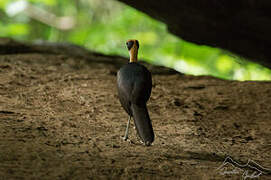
[[1, 0, 271, 80]]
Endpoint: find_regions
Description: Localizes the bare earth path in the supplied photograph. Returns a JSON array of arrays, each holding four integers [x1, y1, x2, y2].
[[0, 38, 270, 179]]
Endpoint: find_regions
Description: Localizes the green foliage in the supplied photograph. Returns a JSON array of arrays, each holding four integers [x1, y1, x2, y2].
[[0, 22, 29, 37], [1, 0, 271, 80]]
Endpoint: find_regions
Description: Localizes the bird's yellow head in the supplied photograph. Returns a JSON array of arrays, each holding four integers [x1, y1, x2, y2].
[[126, 39, 139, 63]]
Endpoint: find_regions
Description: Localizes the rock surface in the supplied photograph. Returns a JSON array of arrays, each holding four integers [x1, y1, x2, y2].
[[0, 38, 270, 179], [118, 0, 271, 68]]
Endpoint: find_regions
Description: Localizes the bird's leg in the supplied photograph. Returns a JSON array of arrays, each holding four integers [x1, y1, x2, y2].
[[123, 116, 131, 141]]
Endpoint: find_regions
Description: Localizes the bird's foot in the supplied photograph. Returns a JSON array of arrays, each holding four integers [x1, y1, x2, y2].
[[140, 140, 152, 146], [122, 135, 128, 141], [121, 136, 134, 144]]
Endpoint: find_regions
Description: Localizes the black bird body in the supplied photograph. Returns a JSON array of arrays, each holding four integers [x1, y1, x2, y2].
[[117, 62, 154, 144], [117, 39, 154, 145]]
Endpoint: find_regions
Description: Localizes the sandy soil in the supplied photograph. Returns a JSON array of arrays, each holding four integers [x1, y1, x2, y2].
[[0, 39, 271, 179]]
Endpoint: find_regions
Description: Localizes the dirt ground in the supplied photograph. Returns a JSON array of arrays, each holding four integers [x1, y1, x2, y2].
[[0, 38, 271, 179]]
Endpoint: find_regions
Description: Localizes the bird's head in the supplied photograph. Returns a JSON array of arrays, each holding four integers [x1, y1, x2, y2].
[[126, 39, 139, 63]]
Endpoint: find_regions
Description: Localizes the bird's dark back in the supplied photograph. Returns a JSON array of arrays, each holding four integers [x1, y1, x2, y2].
[[117, 62, 152, 109]]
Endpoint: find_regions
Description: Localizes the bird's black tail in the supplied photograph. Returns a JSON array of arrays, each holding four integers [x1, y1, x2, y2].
[[131, 103, 154, 145]]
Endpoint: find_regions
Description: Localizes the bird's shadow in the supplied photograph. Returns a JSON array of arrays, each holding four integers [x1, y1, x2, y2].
[[163, 150, 225, 163]]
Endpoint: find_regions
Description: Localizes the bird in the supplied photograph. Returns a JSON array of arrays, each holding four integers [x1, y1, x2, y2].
[[117, 39, 154, 146]]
